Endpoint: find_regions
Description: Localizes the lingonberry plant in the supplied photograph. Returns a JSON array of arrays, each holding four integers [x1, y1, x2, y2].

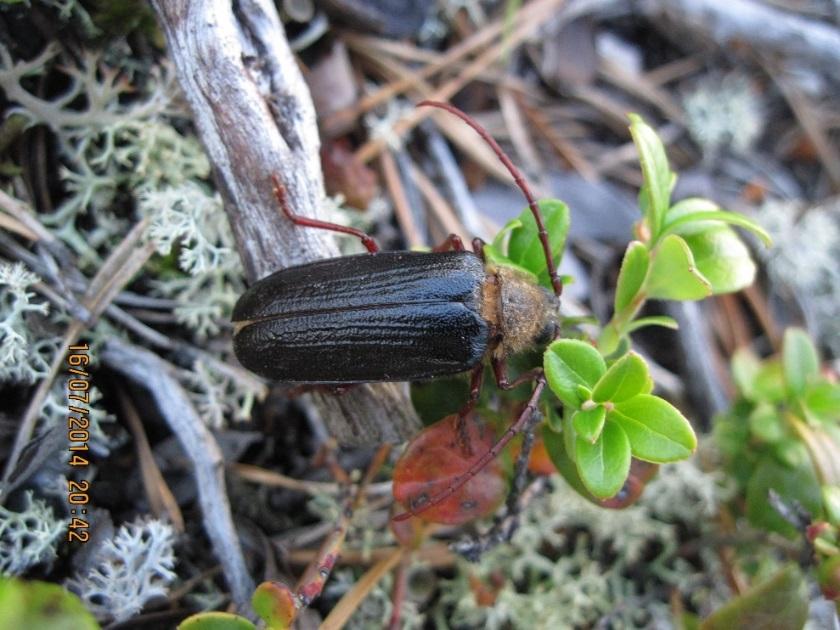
[[715, 328, 840, 613], [394, 113, 771, 522]]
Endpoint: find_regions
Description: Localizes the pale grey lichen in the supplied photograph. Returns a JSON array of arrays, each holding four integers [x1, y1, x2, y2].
[[436, 456, 729, 629], [683, 73, 764, 159], [0, 490, 66, 575], [0, 261, 58, 383], [39, 382, 121, 457], [758, 198, 840, 356], [179, 358, 260, 430], [141, 183, 243, 339], [65, 517, 177, 622]]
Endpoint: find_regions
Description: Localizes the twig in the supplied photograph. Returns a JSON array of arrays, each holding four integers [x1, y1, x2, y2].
[[118, 390, 185, 532], [408, 161, 470, 244], [321, 547, 406, 630], [380, 150, 424, 248], [280, 445, 392, 624], [231, 461, 393, 498], [388, 552, 410, 630], [641, 0, 840, 68], [149, 0, 419, 446], [421, 123, 488, 240], [1, 219, 155, 490], [101, 338, 255, 613], [353, 0, 569, 164]]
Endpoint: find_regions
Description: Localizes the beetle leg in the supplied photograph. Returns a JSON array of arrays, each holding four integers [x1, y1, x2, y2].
[[271, 175, 380, 253], [492, 356, 542, 391], [471, 237, 486, 261], [431, 234, 465, 252], [452, 365, 484, 456]]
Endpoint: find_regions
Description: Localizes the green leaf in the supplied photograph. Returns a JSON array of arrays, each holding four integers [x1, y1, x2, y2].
[[745, 455, 823, 538], [542, 424, 596, 501], [482, 241, 539, 282], [731, 348, 762, 399], [629, 113, 672, 237], [610, 395, 697, 462], [593, 352, 650, 403], [0, 578, 100, 630], [178, 613, 257, 630], [624, 316, 679, 334], [823, 485, 840, 526], [804, 381, 840, 422], [662, 198, 772, 246], [575, 420, 631, 498], [782, 328, 820, 397], [701, 564, 808, 630], [753, 359, 787, 403], [411, 376, 470, 426], [506, 199, 570, 288], [645, 234, 712, 300], [747, 403, 785, 444], [544, 339, 606, 409], [572, 406, 606, 442], [614, 241, 650, 312], [681, 226, 756, 295]]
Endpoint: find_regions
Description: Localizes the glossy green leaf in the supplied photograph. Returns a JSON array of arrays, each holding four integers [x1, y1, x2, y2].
[[614, 241, 649, 312], [701, 564, 808, 630], [544, 339, 606, 409], [506, 199, 570, 287], [575, 420, 631, 499], [662, 197, 772, 246], [682, 226, 756, 295], [782, 328, 820, 397], [572, 406, 606, 443], [178, 613, 257, 630], [593, 352, 649, 403], [745, 455, 823, 538], [0, 578, 99, 630], [624, 316, 679, 333], [645, 234, 712, 300], [629, 113, 672, 237], [542, 424, 596, 501], [610, 395, 697, 462]]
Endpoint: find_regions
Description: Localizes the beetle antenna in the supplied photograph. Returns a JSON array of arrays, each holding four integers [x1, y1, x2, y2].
[[417, 100, 563, 297], [393, 375, 547, 522]]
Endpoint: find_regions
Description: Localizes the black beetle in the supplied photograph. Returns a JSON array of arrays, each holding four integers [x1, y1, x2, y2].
[[232, 249, 556, 385], [233, 101, 561, 393], [232, 101, 562, 518]]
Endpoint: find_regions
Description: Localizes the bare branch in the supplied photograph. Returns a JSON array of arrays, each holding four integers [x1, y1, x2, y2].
[[150, 0, 420, 444]]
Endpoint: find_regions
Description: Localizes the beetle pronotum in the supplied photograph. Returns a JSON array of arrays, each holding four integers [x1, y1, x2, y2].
[[232, 101, 562, 519]]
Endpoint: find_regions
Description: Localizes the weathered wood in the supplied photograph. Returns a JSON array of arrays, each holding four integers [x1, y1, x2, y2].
[[150, 0, 420, 444]]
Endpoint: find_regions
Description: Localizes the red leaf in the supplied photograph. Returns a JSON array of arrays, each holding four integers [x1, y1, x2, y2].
[[392, 414, 506, 525]]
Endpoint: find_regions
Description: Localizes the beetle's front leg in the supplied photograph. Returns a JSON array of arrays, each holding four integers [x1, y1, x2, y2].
[[271, 175, 380, 253], [492, 356, 542, 391]]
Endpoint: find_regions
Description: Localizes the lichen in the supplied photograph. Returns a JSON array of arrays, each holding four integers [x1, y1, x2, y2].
[[65, 517, 177, 622], [0, 262, 57, 384], [0, 491, 66, 576], [683, 73, 764, 159], [758, 198, 840, 356]]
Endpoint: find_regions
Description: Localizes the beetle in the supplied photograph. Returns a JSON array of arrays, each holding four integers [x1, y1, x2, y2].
[[232, 101, 562, 519]]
